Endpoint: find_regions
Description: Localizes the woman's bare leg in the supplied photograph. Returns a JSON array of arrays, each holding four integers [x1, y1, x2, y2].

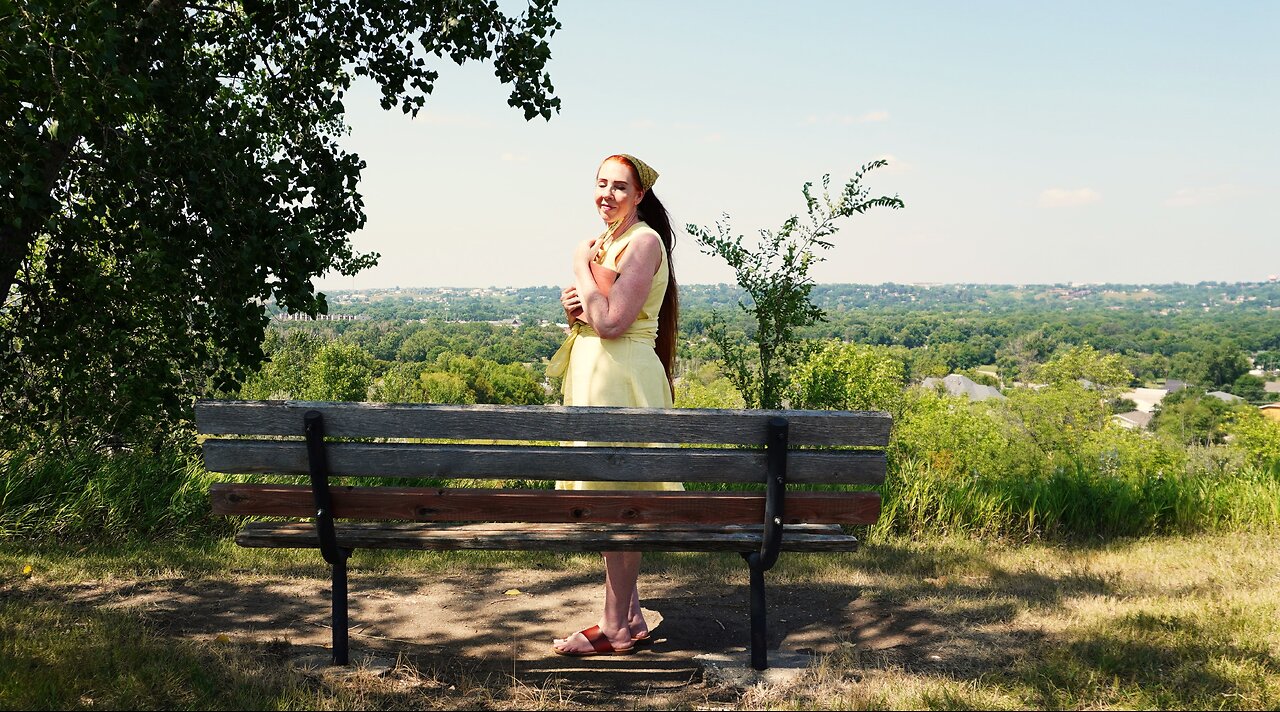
[[628, 584, 649, 638], [553, 552, 641, 653]]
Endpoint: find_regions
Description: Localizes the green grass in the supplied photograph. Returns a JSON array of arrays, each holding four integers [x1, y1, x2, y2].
[[871, 454, 1280, 542], [0, 447, 232, 544], [0, 596, 323, 710], [2, 435, 1279, 709], [0, 591, 560, 711]]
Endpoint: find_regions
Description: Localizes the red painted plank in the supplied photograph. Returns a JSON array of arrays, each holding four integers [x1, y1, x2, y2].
[[211, 483, 881, 525]]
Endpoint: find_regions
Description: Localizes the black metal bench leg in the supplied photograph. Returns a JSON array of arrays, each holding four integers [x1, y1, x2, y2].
[[743, 416, 788, 672], [332, 557, 349, 666], [749, 560, 768, 671], [305, 410, 353, 666]]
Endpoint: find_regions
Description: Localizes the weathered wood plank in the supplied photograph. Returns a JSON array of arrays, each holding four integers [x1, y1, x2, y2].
[[194, 400, 892, 447], [201, 441, 887, 485], [235, 521, 862, 552], [240, 520, 849, 533], [209, 483, 882, 525]]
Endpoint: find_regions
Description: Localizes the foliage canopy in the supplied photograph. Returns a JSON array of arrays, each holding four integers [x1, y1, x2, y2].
[[1, 0, 561, 449]]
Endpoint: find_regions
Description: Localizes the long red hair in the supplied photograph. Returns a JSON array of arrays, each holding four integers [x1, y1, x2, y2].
[[603, 155, 679, 395]]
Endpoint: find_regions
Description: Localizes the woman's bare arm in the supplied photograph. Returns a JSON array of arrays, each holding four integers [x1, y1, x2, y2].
[[574, 231, 662, 339]]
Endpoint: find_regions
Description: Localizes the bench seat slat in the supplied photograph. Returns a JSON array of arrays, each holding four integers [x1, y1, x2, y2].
[[210, 483, 882, 525], [202, 441, 887, 485], [236, 521, 862, 553], [195, 400, 892, 447]]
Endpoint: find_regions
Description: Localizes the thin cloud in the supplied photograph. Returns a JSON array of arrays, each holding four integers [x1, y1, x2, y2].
[[702, 132, 723, 144], [1164, 184, 1250, 207], [628, 118, 657, 130], [500, 152, 528, 162], [1039, 188, 1101, 208], [858, 110, 891, 123]]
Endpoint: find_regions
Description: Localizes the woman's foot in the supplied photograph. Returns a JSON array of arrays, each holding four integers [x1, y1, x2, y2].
[[553, 622, 634, 655], [628, 612, 650, 643]]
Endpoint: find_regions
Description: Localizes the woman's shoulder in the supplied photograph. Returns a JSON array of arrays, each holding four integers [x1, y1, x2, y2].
[[614, 222, 661, 252], [610, 225, 663, 273]]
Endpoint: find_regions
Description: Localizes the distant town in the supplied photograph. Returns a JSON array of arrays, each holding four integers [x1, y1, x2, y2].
[[272, 279, 1280, 324]]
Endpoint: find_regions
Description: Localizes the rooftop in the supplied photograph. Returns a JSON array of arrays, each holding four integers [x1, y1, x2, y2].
[[921, 374, 1006, 402]]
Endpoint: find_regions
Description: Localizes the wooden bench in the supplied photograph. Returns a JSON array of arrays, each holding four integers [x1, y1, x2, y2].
[[196, 400, 889, 670]]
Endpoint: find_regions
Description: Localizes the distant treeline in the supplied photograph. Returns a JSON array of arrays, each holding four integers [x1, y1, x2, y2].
[[309, 281, 1280, 322], [292, 283, 1280, 393]]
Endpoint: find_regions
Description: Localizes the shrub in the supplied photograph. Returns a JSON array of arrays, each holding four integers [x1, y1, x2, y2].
[[787, 341, 905, 415]]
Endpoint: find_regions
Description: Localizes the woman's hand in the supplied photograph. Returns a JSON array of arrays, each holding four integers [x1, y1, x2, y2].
[[574, 236, 601, 267], [560, 285, 582, 323]]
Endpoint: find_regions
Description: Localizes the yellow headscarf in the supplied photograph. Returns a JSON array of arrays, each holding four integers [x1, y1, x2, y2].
[[620, 154, 659, 191]]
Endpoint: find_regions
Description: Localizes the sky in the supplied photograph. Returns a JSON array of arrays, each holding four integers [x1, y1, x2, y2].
[[317, 1, 1280, 291]]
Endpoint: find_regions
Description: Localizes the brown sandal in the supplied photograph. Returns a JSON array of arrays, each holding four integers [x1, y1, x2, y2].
[[553, 625, 637, 657]]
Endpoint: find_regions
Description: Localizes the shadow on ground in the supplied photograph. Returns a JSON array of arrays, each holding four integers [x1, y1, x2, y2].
[[11, 541, 1131, 695]]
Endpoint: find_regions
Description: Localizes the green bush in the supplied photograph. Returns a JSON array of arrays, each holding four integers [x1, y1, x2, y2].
[[787, 341, 905, 415], [871, 390, 1280, 541], [1225, 409, 1280, 470]]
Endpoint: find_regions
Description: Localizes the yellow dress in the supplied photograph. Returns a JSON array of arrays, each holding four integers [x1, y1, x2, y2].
[[550, 221, 682, 492]]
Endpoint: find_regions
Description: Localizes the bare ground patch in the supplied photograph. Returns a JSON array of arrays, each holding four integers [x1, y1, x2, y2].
[[11, 555, 948, 704]]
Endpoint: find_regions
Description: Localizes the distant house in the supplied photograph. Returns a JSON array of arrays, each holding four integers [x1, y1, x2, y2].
[[1112, 410, 1152, 430], [1261, 404, 1280, 423], [920, 374, 1006, 402], [1164, 379, 1188, 393], [1265, 381, 1280, 395], [1207, 391, 1244, 403], [1119, 387, 1169, 413]]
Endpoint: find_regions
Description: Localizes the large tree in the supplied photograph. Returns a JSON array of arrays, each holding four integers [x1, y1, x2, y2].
[[1, 0, 561, 449]]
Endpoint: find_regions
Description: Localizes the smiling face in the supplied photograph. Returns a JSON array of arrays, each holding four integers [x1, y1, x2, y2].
[[595, 158, 644, 225]]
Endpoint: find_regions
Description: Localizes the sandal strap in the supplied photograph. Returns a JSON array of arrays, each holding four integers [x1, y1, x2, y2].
[[579, 625, 614, 653]]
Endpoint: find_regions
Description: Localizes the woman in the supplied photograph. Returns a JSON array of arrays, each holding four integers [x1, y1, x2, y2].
[[547, 154, 680, 656]]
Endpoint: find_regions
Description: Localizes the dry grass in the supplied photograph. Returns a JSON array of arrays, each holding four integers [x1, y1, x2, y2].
[[741, 534, 1280, 710]]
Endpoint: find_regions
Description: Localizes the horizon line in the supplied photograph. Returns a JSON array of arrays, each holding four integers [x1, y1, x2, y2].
[[318, 279, 1280, 292]]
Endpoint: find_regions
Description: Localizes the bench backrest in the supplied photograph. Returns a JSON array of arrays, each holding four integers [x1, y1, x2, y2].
[[197, 400, 889, 526]]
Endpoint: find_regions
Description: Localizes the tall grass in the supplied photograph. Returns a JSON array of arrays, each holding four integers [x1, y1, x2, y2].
[[872, 448, 1280, 542], [864, 387, 1280, 542], [0, 446, 232, 543]]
